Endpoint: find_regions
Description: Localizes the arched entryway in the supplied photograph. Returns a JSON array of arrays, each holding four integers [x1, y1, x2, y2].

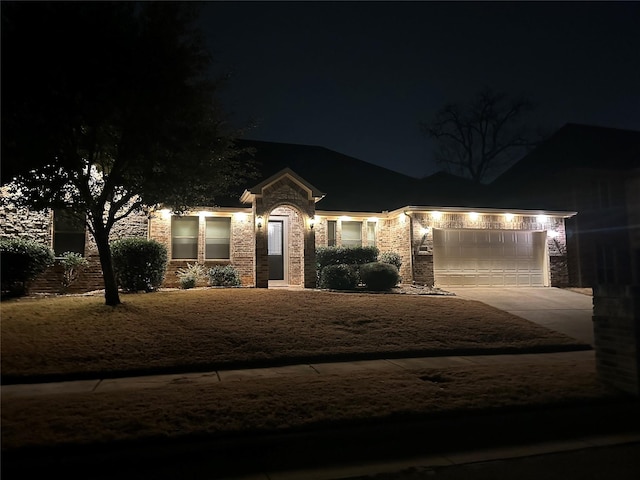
[[240, 168, 324, 288]]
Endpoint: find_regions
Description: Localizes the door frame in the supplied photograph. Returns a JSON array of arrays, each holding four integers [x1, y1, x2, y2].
[[268, 215, 289, 286]]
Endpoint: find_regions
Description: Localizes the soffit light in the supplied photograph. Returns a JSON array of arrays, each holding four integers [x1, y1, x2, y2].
[[468, 212, 479, 221]]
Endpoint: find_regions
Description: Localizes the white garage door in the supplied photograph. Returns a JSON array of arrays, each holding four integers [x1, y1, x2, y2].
[[433, 229, 547, 287]]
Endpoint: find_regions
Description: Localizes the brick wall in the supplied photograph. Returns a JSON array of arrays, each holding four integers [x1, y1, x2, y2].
[[593, 284, 640, 396], [1, 190, 149, 294], [148, 209, 255, 287]]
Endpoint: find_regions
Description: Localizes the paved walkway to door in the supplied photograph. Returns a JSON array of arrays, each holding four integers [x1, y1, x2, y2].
[[446, 287, 594, 345]]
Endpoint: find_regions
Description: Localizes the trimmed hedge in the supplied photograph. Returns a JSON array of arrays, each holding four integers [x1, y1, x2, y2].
[[208, 265, 241, 287], [379, 251, 402, 271], [319, 264, 358, 290], [111, 238, 168, 292], [316, 246, 379, 271], [0, 238, 55, 297], [360, 262, 400, 291]]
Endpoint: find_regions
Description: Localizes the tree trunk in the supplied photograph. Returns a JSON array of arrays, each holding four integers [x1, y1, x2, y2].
[[93, 224, 121, 306]]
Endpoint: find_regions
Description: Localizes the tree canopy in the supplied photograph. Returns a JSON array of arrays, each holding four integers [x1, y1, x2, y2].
[[1, 2, 255, 305], [420, 88, 536, 183]]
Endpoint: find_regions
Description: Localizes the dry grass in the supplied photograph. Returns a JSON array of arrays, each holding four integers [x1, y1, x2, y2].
[[0, 360, 619, 451], [1, 289, 587, 381]]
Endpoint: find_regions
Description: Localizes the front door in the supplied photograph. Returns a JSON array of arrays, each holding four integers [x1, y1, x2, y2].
[[268, 220, 285, 281]]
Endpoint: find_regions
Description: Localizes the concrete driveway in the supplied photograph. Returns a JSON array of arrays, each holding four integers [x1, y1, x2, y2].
[[446, 287, 594, 345]]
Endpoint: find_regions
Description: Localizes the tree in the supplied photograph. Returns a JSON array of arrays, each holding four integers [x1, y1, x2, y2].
[[420, 88, 536, 183], [1, 2, 255, 305]]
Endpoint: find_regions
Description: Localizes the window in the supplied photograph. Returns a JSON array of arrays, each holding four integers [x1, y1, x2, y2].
[[328, 220, 337, 247], [342, 221, 362, 247], [205, 217, 231, 259], [53, 209, 86, 256], [367, 221, 376, 246], [171, 217, 198, 259]]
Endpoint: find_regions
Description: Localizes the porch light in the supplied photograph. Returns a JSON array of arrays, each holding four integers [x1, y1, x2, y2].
[[468, 212, 479, 221], [309, 215, 316, 229], [504, 213, 514, 222], [420, 226, 431, 235], [159, 209, 171, 219], [547, 230, 559, 239], [256, 215, 263, 229]]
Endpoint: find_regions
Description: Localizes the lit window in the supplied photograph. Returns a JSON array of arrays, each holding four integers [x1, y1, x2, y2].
[[171, 217, 198, 259], [367, 221, 376, 246], [53, 209, 86, 256], [342, 221, 362, 247], [205, 217, 231, 259], [328, 220, 337, 247]]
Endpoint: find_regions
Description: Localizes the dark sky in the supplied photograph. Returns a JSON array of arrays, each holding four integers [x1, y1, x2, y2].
[[199, 1, 640, 178]]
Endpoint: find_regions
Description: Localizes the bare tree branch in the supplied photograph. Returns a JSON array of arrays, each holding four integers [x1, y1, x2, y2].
[[421, 87, 537, 183]]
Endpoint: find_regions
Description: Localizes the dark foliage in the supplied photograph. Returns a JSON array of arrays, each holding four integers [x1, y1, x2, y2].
[[318, 264, 359, 290], [208, 265, 242, 287], [360, 262, 400, 291], [111, 238, 168, 292], [0, 238, 54, 297]]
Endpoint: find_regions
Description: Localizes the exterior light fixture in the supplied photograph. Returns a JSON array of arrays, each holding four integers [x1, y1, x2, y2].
[[537, 214, 548, 224], [431, 211, 442, 221], [547, 230, 559, 239], [468, 212, 479, 221], [309, 215, 316, 229], [256, 215, 263, 229], [420, 226, 431, 236], [368, 217, 379, 223], [159, 209, 172, 219], [504, 213, 514, 222]]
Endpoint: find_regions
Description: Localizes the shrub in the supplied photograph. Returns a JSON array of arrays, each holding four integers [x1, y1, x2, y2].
[[110, 238, 168, 292], [59, 251, 89, 292], [360, 262, 400, 291], [316, 246, 378, 285], [176, 263, 207, 289], [316, 246, 379, 271], [208, 265, 241, 287], [379, 251, 402, 271], [319, 264, 358, 290], [0, 237, 55, 297]]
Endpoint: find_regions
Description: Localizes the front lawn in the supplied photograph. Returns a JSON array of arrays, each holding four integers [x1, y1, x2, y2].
[[1, 289, 589, 382]]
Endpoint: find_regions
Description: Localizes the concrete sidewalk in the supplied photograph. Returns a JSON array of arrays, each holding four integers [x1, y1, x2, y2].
[[1, 349, 595, 398]]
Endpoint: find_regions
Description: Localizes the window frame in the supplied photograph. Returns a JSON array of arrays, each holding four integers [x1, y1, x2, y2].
[[205, 217, 231, 260], [53, 208, 86, 257], [341, 221, 363, 248], [171, 216, 199, 260]]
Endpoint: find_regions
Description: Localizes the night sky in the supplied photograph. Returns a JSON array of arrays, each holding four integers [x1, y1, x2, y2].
[[200, 1, 640, 178]]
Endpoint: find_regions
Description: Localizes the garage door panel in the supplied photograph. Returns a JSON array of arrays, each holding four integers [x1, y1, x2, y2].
[[434, 229, 546, 287]]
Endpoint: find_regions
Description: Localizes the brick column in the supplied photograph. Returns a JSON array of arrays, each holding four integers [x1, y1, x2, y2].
[[303, 228, 316, 288], [593, 284, 640, 396]]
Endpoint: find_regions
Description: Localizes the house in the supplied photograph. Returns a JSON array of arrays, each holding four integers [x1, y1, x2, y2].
[[0, 139, 576, 293], [488, 123, 640, 287]]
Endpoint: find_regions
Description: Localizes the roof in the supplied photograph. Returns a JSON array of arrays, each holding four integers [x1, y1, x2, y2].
[[229, 139, 423, 212], [486, 123, 640, 209]]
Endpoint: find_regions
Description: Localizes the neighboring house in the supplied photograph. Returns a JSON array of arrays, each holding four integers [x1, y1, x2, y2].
[[0, 139, 576, 292], [488, 123, 640, 287]]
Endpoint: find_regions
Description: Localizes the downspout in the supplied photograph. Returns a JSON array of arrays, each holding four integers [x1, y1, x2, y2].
[[404, 211, 414, 283]]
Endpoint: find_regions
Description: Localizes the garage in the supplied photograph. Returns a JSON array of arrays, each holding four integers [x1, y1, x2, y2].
[[433, 229, 547, 287]]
